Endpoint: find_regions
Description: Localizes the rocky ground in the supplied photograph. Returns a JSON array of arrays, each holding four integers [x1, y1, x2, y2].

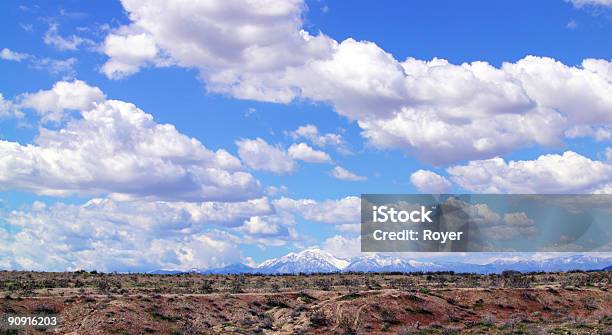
[[0, 271, 610, 334]]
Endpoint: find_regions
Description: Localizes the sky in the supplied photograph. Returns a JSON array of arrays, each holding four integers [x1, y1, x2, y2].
[[0, 0, 611, 271]]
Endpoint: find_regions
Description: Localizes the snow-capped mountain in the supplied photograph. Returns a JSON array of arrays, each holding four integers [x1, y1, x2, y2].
[[152, 252, 612, 275], [344, 254, 406, 272], [255, 248, 349, 274], [148, 269, 188, 275], [486, 254, 611, 273], [345, 254, 443, 272]]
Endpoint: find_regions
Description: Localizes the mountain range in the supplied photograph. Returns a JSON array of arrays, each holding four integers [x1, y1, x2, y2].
[[150, 249, 612, 275]]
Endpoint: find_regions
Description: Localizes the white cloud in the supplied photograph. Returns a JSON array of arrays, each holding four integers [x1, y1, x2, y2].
[[237, 213, 297, 247], [274, 196, 360, 224], [43, 23, 92, 51], [410, 170, 452, 193], [440, 198, 538, 242], [330, 166, 366, 181], [101, 28, 160, 79], [568, 0, 612, 7], [503, 212, 535, 227], [288, 142, 331, 163], [356, 56, 612, 164], [605, 148, 612, 162], [236, 138, 296, 173], [0, 199, 263, 271], [19, 80, 106, 122], [0, 48, 30, 61], [2, 48, 77, 78], [1, 82, 261, 201], [265, 185, 288, 196], [336, 223, 360, 233], [448, 151, 612, 193], [29, 57, 78, 78], [0, 94, 16, 119], [565, 125, 612, 141], [161, 197, 273, 226], [239, 216, 282, 235], [289, 124, 347, 151], [322, 235, 360, 260], [103, 0, 612, 164], [102, 0, 334, 93]]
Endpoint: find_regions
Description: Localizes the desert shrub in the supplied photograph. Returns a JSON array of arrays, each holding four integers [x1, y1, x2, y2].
[[380, 308, 398, 324], [419, 288, 430, 295], [480, 314, 496, 327], [406, 294, 423, 303], [96, 280, 110, 292], [34, 303, 59, 314], [200, 280, 213, 294], [298, 291, 316, 303], [314, 279, 332, 291], [521, 291, 537, 301], [599, 315, 612, 326], [338, 314, 356, 334], [229, 280, 243, 293], [264, 296, 289, 309], [309, 310, 328, 327], [259, 314, 273, 329], [581, 297, 597, 310], [502, 271, 531, 288]]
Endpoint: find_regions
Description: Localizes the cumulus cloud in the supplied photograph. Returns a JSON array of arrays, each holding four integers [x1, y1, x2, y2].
[[0, 82, 261, 201], [18, 80, 105, 122], [0, 192, 369, 270], [0, 193, 368, 270], [410, 170, 452, 193], [0, 48, 30, 61], [236, 138, 296, 173], [289, 124, 347, 152], [237, 213, 298, 247], [274, 196, 360, 224], [100, 28, 161, 79], [101, 0, 334, 90], [101, 0, 612, 164], [322, 235, 361, 259], [239, 216, 283, 235], [565, 125, 612, 141], [330, 166, 366, 181], [440, 198, 538, 242], [447, 151, 612, 193], [0, 94, 17, 119], [288, 142, 331, 163], [0, 198, 268, 271], [568, 0, 612, 7]]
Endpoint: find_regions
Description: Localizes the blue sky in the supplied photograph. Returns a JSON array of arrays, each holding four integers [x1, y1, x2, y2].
[[0, 0, 611, 271]]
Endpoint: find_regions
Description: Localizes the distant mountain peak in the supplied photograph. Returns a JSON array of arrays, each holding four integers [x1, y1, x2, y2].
[[152, 253, 612, 275], [256, 248, 350, 274]]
